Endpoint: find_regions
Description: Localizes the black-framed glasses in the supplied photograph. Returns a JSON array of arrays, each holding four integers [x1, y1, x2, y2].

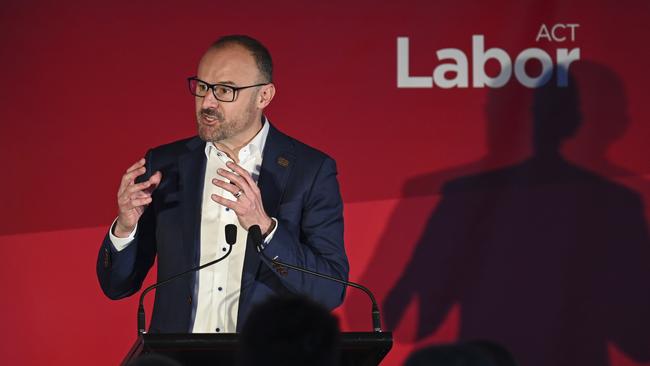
[[187, 76, 269, 102]]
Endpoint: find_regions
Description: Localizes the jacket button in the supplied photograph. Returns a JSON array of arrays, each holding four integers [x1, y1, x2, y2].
[[187, 296, 192, 304]]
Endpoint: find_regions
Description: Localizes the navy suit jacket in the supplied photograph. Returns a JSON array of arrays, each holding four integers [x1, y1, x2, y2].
[[96, 123, 349, 333]]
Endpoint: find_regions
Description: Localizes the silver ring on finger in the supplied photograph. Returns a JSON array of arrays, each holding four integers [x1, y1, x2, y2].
[[234, 190, 243, 199]]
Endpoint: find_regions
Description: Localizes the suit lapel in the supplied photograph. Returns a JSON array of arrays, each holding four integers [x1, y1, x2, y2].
[[178, 137, 207, 268], [259, 124, 295, 218], [238, 123, 295, 328]]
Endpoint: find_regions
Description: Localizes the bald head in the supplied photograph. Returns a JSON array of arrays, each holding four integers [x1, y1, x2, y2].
[[209, 35, 273, 83]]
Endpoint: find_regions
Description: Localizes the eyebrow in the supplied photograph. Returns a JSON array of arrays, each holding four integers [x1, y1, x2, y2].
[[216, 80, 237, 86]]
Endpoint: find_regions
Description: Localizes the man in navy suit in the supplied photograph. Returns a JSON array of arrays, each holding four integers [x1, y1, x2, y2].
[[96, 35, 348, 333]]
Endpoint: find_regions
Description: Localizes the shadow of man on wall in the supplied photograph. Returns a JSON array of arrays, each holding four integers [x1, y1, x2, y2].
[[358, 62, 650, 366]]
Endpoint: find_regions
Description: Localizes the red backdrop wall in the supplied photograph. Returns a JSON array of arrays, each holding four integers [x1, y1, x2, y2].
[[1, 0, 649, 365]]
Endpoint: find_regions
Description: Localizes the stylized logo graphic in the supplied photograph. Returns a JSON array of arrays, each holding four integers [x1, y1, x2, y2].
[[397, 24, 580, 88]]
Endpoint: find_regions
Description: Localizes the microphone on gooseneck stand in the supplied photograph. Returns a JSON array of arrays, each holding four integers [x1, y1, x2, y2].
[[247, 225, 383, 333], [136, 224, 238, 335]]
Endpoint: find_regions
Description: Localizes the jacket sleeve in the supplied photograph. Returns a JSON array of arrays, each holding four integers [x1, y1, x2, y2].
[[259, 157, 349, 310]]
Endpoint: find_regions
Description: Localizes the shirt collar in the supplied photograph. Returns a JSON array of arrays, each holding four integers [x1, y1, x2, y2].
[[204, 116, 270, 160]]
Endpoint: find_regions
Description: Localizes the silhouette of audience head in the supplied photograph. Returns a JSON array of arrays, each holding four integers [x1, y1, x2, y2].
[[405, 340, 517, 366], [239, 295, 341, 366]]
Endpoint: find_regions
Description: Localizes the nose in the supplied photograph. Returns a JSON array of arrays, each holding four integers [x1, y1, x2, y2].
[[200, 87, 220, 109]]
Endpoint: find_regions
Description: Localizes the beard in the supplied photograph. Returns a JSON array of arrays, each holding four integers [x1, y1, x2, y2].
[[197, 108, 233, 142], [196, 98, 257, 143]]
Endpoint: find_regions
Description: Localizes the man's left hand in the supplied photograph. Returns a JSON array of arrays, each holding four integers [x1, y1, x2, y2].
[[211, 161, 273, 233]]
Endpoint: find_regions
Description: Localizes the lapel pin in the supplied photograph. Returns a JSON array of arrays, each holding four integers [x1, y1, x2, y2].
[[277, 157, 290, 168]]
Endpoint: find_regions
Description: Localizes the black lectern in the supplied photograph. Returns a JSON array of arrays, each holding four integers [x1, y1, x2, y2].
[[122, 332, 393, 366]]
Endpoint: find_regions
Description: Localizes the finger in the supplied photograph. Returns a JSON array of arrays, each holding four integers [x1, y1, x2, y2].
[[149, 171, 162, 185], [212, 178, 241, 196], [119, 192, 152, 210], [125, 166, 147, 184], [118, 190, 150, 206], [226, 161, 257, 190], [124, 180, 153, 196], [211, 194, 239, 210], [131, 191, 151, 200], [145, 171, 163, 193], [125, 158, 146, 174], [123, 196, 153, 210], [119, 160, 146, 194], [119, 166, 147, 195], [217, 168, 250, 194], [119, 183, 152, 203]]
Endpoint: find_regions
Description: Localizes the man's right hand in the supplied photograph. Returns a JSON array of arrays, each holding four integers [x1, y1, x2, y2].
[[114, 158, 162, 238]]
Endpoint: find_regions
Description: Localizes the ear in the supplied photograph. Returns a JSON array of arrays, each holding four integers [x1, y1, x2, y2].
[[257, 83, 276, 108]]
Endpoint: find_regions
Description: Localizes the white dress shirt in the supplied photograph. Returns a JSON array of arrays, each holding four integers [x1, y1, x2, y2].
[[110, 119, 277, 333]]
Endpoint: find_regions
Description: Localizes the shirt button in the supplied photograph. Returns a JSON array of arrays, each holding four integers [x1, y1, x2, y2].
[[225, 208, 230, 212], [218, 287, 223, 291], [222, 247, 227, 252], [216, 328, 221, 332]]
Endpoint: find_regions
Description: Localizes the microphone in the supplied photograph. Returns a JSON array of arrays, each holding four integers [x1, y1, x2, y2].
[[225, 223, 237, 244], [248, 225, 383, 332], [137, 224, 238, 335]]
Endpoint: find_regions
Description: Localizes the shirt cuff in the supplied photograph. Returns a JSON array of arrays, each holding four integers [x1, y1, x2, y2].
[[263, 217, 278, 243], [108, 217, 137, 252], [255, 217, 278, 252]]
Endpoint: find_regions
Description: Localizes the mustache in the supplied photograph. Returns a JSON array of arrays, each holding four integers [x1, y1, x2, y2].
[[200, 108, 222, 120]]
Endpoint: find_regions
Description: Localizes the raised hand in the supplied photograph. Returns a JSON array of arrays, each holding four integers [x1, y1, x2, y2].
[[114, 158, 162, 238], [210, 161, 273, 233]]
